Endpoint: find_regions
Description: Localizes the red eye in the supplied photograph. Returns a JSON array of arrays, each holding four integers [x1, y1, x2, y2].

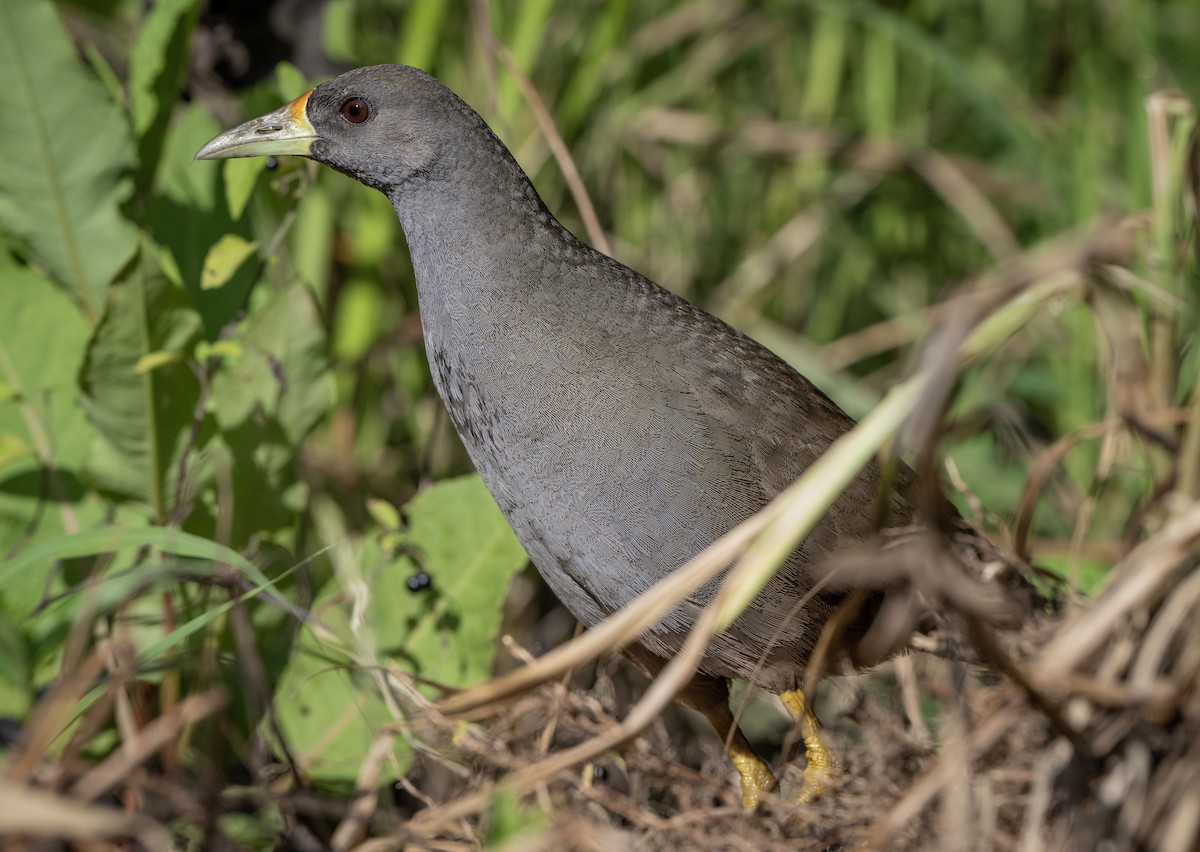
[[340, 97, 370, 123]]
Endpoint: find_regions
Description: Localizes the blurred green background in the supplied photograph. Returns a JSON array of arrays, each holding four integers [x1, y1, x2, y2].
[[0, 0, 1196, 839]]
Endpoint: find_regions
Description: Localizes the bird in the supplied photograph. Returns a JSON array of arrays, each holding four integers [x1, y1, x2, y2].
[[196, 64, 1016, 807]]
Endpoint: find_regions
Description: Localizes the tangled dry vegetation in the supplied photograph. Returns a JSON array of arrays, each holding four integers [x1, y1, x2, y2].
[[5, 195, 1199, 851], [384, 213, 1200, 852], [2, 33, 1197, 849]]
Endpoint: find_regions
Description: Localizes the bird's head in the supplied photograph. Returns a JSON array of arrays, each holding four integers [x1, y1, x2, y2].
[[196, 64, 477, 192]]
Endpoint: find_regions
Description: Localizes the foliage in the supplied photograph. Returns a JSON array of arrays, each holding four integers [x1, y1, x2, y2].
[[0, 0, 529, 792], [0, 0, 1196, 847]]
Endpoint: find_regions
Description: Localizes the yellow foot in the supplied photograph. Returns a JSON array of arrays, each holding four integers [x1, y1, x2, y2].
[[703, 704, 778, 808], [794, 739, 840, 803], [780, 689, 842, 804], [730, 743, 778, 807]]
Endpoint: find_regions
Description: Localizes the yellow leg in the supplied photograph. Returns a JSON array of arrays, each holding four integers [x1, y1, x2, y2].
[[707, 712, 778, 808], [622, 650, 777, 809], [780, 689, 840, 803]]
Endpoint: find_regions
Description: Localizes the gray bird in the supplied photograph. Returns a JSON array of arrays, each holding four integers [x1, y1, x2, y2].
[[196, 64, 1006, 806]]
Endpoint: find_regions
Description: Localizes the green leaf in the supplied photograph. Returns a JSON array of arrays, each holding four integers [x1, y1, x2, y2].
[[0, 0, 138, 322], [0, 523, 277, 686], [366, 498, 401, 532], [275, 62, 308, 101], [197, 281, 332, 547], [0, 256, 96, 562], [0, 435, 31, 469], [128, 0, 198, 191], [210, 281, 333, 446], [321, 0, 356, 64], [201, 234, 258, 291], [0, 256, 91, 396], [288, 183, 335, 302], [394, 0, 451, 70], [273, 476, 526, 782], [222, 157, 267, 220], [0, 608, 31, 718], [150, 104, 258, 335], [78, 249, 205, 516], [0, 479, 116, 626], [271, 628, 395, 783], [134, 351, 183, 374], [331, 278, 383, 361], [81, 42, 124, 107], [372, 476, 528, 687], [0, 524, 266, 588], [485, 788, 548, 847], [1033, 553, 1111, 597], [194, 340, 244, 363]]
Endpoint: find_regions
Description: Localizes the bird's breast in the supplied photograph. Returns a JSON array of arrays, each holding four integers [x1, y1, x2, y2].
[[421, 290, 750, 613]]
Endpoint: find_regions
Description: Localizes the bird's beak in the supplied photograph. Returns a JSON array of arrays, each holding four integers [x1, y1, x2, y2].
[[195, 90, 317, 160]]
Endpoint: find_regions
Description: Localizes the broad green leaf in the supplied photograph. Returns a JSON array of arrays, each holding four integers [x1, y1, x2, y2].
[[0, 255, 97, 565], [158, 105, 223, 210], [78, 250, 205, 516], [0, 420, 98, 607], [210, 281, 333, 447], [372, 475, 527, 687], [0, 257, 91, 396], [346, 187, 399, 266], [0, 459, 103, 625], [192, 281, 332, 547], [128, 0, 197, 191], [272, 628, 395, 783], [272, 495, 395, 782], [201, 234, 258, 291], [0, 0, 138, 322], [274, 476, 526, 782], [81, 42, 124, 107]]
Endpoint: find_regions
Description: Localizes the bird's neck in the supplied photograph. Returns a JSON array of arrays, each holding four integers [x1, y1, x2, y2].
[[387, 142, 577, 306]]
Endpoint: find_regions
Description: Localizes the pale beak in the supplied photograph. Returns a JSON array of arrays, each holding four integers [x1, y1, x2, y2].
[[195, 90, 317, 160]]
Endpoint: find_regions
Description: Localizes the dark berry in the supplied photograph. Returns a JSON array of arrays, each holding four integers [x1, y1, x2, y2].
[[406, 572, 432, 592]]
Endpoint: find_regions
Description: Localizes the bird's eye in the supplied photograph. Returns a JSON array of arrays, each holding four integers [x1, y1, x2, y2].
[[340, 97, 370, 124]]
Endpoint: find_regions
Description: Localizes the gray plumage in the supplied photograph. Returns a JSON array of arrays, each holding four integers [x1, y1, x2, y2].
[[264, 65, 921, 692]]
